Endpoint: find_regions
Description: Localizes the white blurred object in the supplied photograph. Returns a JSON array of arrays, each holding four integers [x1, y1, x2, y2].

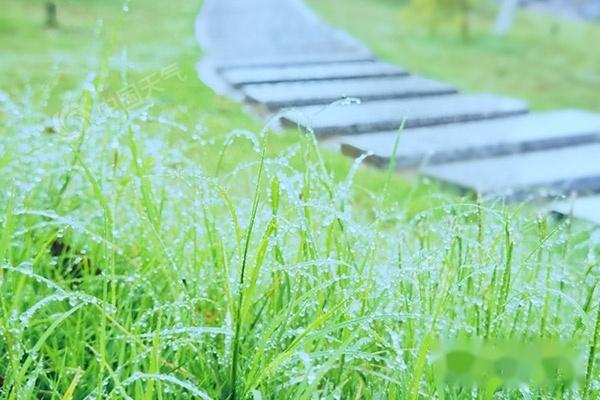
[[494, 0, 520, 35], [521, 0, 600, 21]]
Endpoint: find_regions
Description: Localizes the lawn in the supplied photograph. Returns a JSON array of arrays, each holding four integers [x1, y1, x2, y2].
[[0, 0, 599, 398]]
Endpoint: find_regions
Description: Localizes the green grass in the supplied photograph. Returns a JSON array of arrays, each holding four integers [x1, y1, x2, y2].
[[0, 0, 599, 398], [310, 0, 600, 112]]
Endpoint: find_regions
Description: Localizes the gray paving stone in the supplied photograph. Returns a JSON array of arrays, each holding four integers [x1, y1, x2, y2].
[[281, 94, 529, 136], [214, 54, 375, 70], [341, 110, 600, 168], [222, 61, 407, 87], [551, 195, 600, 224], [243, 76, 456, 109], [423, 143, 600, 200], [197, 0, 371, 66]]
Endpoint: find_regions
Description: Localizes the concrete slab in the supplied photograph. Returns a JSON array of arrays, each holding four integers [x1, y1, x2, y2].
[[551, 195, 600, 224], [243, 76, 456, 109], [196, 0, 372, 66], [423, 143, 600, 200], [222, 61, 407, 87], [341, 110, 600, 168], [281, 94, 529, 136], [213, 54, 376, 70]]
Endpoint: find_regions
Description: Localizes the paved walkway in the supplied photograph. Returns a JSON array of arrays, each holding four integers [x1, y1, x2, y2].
[[196, 0, 371, 67], [196, 0, 600, 224]]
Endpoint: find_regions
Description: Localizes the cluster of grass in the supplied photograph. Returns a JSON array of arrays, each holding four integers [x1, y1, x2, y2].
[[0, 0, 599, 398], [309, 0, 600, 112], [1, 73, 599, 398]]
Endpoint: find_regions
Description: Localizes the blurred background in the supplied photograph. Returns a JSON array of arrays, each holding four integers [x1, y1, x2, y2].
[[307, 0, 600, 113], [1, 0, 598, 116]]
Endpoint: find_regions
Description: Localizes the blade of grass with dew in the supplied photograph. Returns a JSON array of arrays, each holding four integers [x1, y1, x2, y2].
[[584, 297, 600, 400], [230, 146, 266, 399]]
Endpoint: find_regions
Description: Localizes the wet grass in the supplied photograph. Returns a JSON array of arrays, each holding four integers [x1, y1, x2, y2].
[[0, 0, 599, 398]]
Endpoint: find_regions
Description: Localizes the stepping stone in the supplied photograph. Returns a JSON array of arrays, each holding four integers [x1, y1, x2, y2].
[[341, 110, 600, 169], [281, 94, 528, 136], [243, 76, 456, 109], [222, 61, 407, 87], [213, 54, 375, 70], [551, 195, 600, 224], [423, 143, 600, 200]]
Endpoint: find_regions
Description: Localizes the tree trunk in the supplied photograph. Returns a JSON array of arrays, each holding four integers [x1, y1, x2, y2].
[[46, 2, 58, 28], [460, 0, 470, 40], [494, 0, 519, 35]]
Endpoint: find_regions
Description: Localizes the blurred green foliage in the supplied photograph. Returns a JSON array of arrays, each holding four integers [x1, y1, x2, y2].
[[408, 0, 481, 38], [433, 337, 584, 394]]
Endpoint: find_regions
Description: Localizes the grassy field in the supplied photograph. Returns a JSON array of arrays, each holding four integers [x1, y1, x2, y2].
[[0, 0, 599, 398]]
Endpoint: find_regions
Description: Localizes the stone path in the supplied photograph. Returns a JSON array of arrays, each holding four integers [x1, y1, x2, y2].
[[341, 111, 600, 168], [244, 76, 457, 109], [552, 195, 600, 224], [222, 61, 408, 87], [281, 94, 528, 136], [196, 0, 600, 224], [424, 143, 600, 200]]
